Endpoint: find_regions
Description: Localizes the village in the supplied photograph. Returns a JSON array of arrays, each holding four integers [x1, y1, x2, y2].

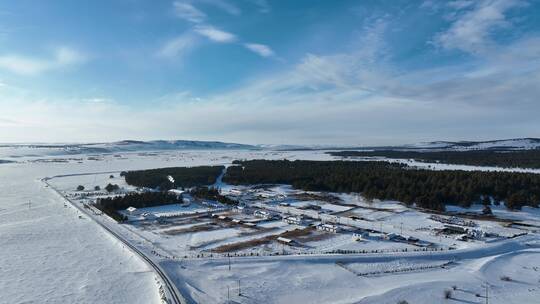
[[52, 172, 535, 260]]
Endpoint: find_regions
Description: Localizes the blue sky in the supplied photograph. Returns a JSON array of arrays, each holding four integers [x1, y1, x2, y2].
[[0, 0, 539, 145]]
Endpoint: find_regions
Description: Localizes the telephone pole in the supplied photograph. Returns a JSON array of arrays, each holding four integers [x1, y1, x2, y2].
[[238, 280, 241, 296], [485, 283, 488, 304], [481, 283, 488, 304]]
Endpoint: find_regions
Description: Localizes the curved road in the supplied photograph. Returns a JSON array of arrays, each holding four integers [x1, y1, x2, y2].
[[42, 176, 186, 304]]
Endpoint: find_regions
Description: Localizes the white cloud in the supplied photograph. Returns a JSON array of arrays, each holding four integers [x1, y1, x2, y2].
[[55, 47, 86, 65], [199, 0, 241, 16], [434, 0, 523, 54], [250, 0, 270, 13], [173, 0, 206, 23], [194, 25, 236, 43], [244, 43, 274, 57], [158, 33, 197, 58], [447, 0, 475, 10], [0, 55, 49, 75], [0, 47, 86, 76]]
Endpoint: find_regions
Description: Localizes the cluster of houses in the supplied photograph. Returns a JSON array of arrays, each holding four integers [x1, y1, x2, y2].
[[429, 215, 476, 227], [437, 224, 486, 241], [70, 190, 109, 199], [316, 223, 341, 233], [210, 213, 257, 228], [383, 233, 420, 243], [224, 187, 287, 204], [254, 210, 276, 220], [282, 216, 305, 225]]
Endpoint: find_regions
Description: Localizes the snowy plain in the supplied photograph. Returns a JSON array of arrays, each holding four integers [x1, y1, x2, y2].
[[2, 148, 540, 303]]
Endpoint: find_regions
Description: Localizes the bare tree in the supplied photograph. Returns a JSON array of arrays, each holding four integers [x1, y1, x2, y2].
[[444, 289, 452, 299]]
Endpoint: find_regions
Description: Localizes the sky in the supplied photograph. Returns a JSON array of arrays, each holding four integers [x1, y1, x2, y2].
[[0, 0, 539, 145]]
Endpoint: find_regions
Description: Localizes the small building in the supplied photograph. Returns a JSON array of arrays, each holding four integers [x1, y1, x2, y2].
[[202, 201, 220, 208], [277, 237, 294, 245], [229, 189, 242, 196], [180, 197, 191, 207], [254, 210, 273, 219], [466, 228, 484, 240], [384, 233, 397, 240], [305, 204, 322, 211], [126, 206, 137, 214], [384, 233, 406, 241], [353, 231, 369, 241], [257, 191, 274, 198], [283, 216, 304, 225], [406, 236, 420, 243], [455, 234, 469, 241], [141, 212, 156, 220], [317, 223, 340, 233], [442, 224, 467, 234]]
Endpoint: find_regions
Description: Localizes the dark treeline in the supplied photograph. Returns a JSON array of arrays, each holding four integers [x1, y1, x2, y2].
[[190, 187, 238, 206], [328, 149, 540, 169], [96, 192, 180, 221], [224, 160, 540, 211], [122, 166, 224, 190]]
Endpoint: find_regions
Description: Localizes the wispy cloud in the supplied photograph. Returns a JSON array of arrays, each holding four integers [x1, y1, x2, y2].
[[194, 25, 236, 43], [168, 1, 274, 59], [0, 47, 86, 76], [434, 0, 524, 54], [158, 33, 198, 58], [250, 0, 271, 13], [244, 43, 274, 57], [173, 0, 206, 23], [199, 0, 241, 16]]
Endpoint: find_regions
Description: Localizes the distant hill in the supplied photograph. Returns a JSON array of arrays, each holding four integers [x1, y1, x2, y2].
[[401, 138, 540, 151], [90, 140, 257, 152], [0, 140, 258, 157], [1, 138, 538, 158], [263, 138, 540, 152]]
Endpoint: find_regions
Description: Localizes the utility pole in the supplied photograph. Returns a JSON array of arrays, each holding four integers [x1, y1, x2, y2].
[[485, 283, 488, 304], [400, 222, 403, 235], [228, 255, 231, 271], [238, 280, 241, 296], [227, 285, 230, 301], [28, 200, 31, 209]]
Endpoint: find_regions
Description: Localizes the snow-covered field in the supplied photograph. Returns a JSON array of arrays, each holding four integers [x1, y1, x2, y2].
[[165, 237, 540, 304], [2, 147, 540, 304], [0, 162, 160, 304]]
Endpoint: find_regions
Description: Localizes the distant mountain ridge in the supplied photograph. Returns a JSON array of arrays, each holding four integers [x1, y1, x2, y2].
[[402, 138, 540, 151], [0, 140, 258, 157], [1, 138, 538, 157], [262, 138, 540, 152]]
